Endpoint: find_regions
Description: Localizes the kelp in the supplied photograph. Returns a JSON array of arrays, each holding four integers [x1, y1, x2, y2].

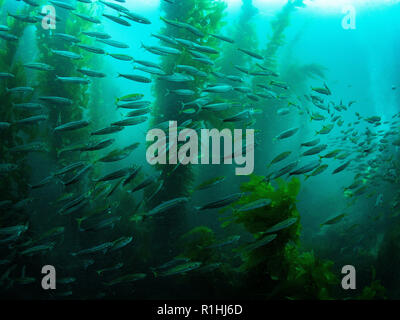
[[224, 175, 301, 271], [219, 175, 338, 299], [0, 5, 33, 203], [262, 0, 305, 69], [180, 226, 218, 264], [35, 3, 102, 161], [150, 0, 227, 198], [204, 0, 259, 130], [147, 0, 227, 261]]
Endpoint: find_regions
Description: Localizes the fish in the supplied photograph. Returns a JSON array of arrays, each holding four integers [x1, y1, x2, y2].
[[123, 11, 151, 25], [275, 128, 299, 140], [16, 115, 48, 125], [196, 193, 243, 211], [312, 82, 331, 95], [58, 277, 76, 285], [54, 33, 81, 43], [202, 85, 233, 93], [77, 68, 106, 78], [82, 31, 111, 39], [110, 236, 133, 251], [264, 218, 298, 234], [154, 262, 201, 278], [29, 175, 54, 189], [91, 126, 124, 136], [270, 161, 299, 180], [99, 0, 129, 13], [58, 195, 88, 215], [0, 25, 10, 32], [270, 81, 288, 90], [194, 176, 225, 191], [10, 142, 48, 153], [21, 243, 55, 256], [39, 96, 73, 106], [142, 43, 181, 56], [152, 33, 177, 45], [289, 161, 321, 175], [54, 162, 87, 176], [0, 33, 18, 41], [0, 72, 14, 79], [63, 164, 92, 186], [242, 234, 277, 252], [102, 14, 131, 26], [7, 13, 37, 23], [6, 87, 34, 94], [0, 224, 28, 236], [305, 164, 328, 179], [146, 197, 189, 217], [107, 53, 133, 61], [320, 213, 346, 227], [49, 0, 75, 10], [269, 151, 292, 166], [238, 199, 271, 212], [206, 236, 240, 249], [117, 100, 151, 109], [223, 110, 252, 123], [71, 242, 114, 256], [104, 273, 146, 285], [54, 120, 89, 132], [96, 263, 124, 276], [332, 160, 351, 174], [24, 62, 54, 71], [111, 116, 148, 127], [302, 144, 327, 156], [158, 73, 194, 82], [22, 0, 40, 6], [97, 39, 130, 49], [118, 73, 151, 83], [151, 257, 191, 272], [0, 122, 10, 130], [94, 168, 132, 183], [51, 49, 82, 60], [79, 215, 121, 232], [73, 12, 101, 24], [237, 48, 263, 60], [97, 143, 139, 163], [276, 107, 291, 116], [126, 108, 150, 117], [316, 124, 334, 135], [76, 44, 105, 55], [116, 93, 144, 103], [320, 149, 342, 159]]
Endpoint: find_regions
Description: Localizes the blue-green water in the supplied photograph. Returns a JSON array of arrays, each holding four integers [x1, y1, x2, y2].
[[0, 0, 399, 300]]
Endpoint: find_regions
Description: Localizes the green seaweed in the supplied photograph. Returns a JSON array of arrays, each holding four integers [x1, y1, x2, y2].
[[180, 226, 218, 264]]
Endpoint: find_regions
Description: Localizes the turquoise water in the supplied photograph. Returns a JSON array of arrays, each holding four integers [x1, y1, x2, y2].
[[0, 0, 399, 299]]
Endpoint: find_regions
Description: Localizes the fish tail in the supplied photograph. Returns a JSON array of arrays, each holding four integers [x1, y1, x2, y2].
[[165, 89, 170, 97]]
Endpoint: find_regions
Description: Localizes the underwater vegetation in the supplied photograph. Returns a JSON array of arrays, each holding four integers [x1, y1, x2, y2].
[[0, 0, 399, 300]]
